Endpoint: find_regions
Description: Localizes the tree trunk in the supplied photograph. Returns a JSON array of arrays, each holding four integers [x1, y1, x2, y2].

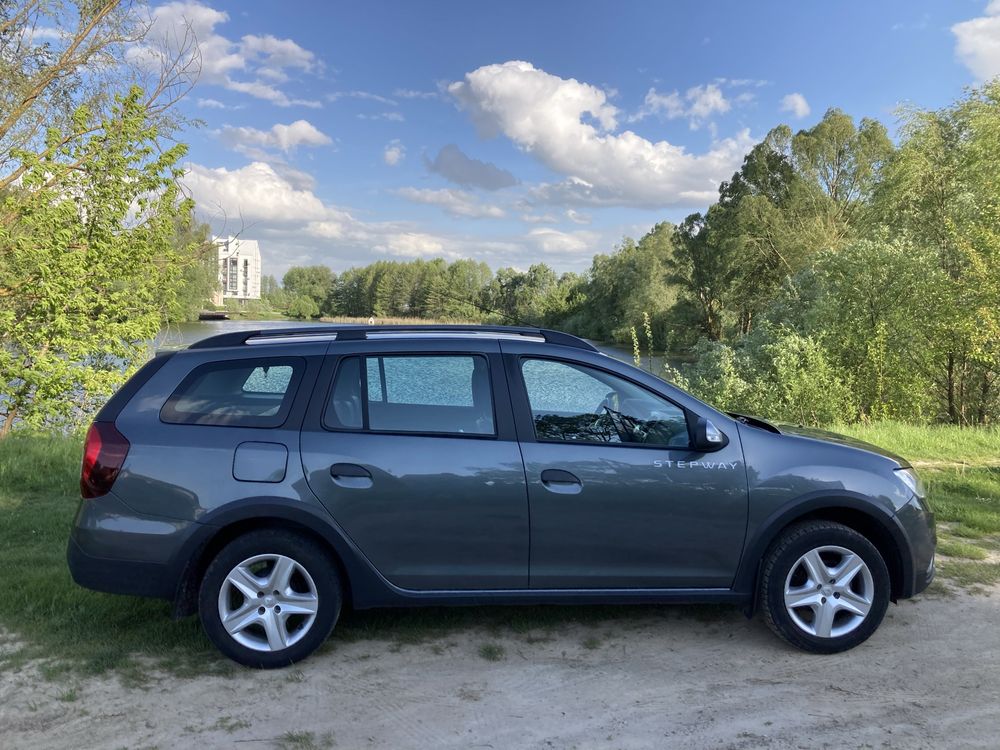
[[0, 405, 16, 439], [946, 353, 957, 424]]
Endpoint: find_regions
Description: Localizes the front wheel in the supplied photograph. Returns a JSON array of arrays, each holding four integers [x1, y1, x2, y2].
[[198, 529, 342, 668], [759, 521, 890, 654]]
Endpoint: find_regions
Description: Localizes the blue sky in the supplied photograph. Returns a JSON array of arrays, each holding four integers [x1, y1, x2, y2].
[[151, 0, 1000, 279]]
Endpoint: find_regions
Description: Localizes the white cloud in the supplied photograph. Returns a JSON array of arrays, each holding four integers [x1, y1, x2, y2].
[[182, 161, 329, 222], [219, 119, 332, 153], [26, 26, 63, 40], [196, 97, 227, 109], [397, 187, 505, 218], [631, 88, 685, 122], [685, 84, 731, 121], [566, 209, 591, 225], [952, 1, 1000, 81], [520, 212, 559, 224], [328, 90, 397, 105], [779, 92, 811, 119], [449, 61, 754, 208], [240, 33, 319, 74], [630, 83, 730, 127], [182, 150, 627, 278], [135, 1, 321, 107], [383, 139, 405, 166], [357, 111, 405, 122], [393, 88, 441, 100], [526, 228, 599, 254], [373, 232, 454, 259]]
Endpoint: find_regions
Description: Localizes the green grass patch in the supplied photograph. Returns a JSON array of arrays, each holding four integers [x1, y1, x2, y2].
[[937, 560, 1000, 588], [0, 433, 224, 675], [828, 421, 1000, 466], [924, 467, 1000, 535], [936, 538, 989, 560]]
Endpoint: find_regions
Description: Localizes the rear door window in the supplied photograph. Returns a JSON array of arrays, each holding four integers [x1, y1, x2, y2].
[[160, 358, 304, 427], [324, 354, 495, 435]]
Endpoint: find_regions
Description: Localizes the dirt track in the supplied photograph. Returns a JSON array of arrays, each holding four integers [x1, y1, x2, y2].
[[2, 586, 998, 749]]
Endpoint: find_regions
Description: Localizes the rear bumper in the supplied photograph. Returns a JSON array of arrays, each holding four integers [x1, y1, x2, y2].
[[67, 533, 175, 599], [66, 492, 199, 600]]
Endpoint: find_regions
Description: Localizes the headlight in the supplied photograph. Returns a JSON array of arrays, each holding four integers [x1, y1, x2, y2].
[[895, 467, 925, 498]]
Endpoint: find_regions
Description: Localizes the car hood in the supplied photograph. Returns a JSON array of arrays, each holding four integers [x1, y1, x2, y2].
[[728, 413, 908, 466]]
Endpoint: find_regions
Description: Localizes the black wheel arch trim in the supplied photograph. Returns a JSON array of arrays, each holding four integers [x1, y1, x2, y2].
[[733, 490, 914, 603], [168, 496, 393, 616]]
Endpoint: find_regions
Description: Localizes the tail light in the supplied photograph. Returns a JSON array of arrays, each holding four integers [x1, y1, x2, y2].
[[80, 422, 130, 499]]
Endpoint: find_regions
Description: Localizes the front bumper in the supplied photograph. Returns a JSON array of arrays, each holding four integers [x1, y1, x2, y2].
[[896, 497, 936, 598]]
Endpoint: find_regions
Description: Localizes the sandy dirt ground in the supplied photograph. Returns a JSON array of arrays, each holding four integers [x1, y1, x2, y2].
[[2, 587, 999, 750]]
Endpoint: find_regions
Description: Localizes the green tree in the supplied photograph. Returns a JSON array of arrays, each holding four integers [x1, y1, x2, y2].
[[0, 87, 193, 436], [668, 213, 734, 342], [287, 295, 320, 319], [283, 265, 335, 313], [871, 81, 1000, 423], [164, 212, 218, 322]]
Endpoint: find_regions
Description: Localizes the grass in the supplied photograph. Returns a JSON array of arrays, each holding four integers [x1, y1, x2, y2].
[[829, 421, 1000, 467], [0, 423, 998, 676], [274, 731, 335, 750], [936, 538, 989, 560], [477, 642, 506, 661]]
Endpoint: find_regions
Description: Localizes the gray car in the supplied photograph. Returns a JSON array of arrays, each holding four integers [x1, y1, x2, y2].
[[68, 325, 936, 667]]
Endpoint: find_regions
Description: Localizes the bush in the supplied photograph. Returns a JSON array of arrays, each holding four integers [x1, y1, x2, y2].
[[678, 329, 854, 425]]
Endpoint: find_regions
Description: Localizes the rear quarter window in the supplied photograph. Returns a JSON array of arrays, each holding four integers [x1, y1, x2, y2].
[[160, 357, 304, 428]]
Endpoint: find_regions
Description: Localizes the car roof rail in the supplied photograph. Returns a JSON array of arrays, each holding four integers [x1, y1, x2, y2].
[[187, 324, 599, 352]]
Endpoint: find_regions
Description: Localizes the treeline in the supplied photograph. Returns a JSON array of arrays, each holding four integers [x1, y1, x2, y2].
[[275, 82, 999, 426]]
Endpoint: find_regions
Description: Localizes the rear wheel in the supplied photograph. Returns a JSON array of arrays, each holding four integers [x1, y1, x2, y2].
[[759, 521, 890, 653], [199, 529, 341, 668]]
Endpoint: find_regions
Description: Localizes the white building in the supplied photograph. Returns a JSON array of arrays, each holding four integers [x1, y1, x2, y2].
[[213, 236, 261, 305]]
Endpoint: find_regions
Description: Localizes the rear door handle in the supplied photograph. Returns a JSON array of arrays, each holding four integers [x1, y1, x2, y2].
[[540, 469, 582, 494], [330, 463, 373, 489]]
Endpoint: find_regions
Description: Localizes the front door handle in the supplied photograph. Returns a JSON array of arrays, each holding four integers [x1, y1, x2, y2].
[[540, 469, 582, 494], [330, 463, 373, 489]]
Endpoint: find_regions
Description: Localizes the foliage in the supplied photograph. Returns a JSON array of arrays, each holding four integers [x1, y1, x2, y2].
[[0, 87, 194, 436], [0, 0, 196, 192], [675, 328, 853, 426], [283, 265, 335, 313], [164, 211, 219, 323], [288, 294, 320, 319]]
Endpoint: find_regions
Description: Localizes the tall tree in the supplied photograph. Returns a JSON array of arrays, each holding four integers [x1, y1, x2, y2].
[[283, 265, 335, 312], [871, 81, 1000, 423]]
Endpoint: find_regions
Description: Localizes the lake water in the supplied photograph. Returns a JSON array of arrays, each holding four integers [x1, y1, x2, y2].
[[154, 319, 660, 371]]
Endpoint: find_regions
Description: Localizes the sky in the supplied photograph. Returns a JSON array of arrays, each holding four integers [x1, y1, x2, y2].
[[141, 0, 1000, 280]]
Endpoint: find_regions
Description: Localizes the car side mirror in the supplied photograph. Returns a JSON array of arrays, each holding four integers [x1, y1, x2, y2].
[[692, 416, 729, 451]]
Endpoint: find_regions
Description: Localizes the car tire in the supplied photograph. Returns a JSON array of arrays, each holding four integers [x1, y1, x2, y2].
[[198, 529, 342, 668], [759, 520, 890, 654]]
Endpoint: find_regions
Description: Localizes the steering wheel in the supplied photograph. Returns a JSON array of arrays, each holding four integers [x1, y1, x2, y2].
[[591, 391, 630, 442]]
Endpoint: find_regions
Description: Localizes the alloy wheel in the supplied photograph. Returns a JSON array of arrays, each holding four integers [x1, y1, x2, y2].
[[783, 545, 874, 639], [217, 553, 319, 652]]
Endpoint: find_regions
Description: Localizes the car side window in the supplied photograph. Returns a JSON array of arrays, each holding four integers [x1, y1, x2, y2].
[[324, 354, 495, 435], [160, 358, 304, 428], [520, 358, 690, 448]]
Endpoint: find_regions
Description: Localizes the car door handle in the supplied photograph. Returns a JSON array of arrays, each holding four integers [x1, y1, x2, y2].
[[540, 469, 582, 494], [330, 463, 373, 489]]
